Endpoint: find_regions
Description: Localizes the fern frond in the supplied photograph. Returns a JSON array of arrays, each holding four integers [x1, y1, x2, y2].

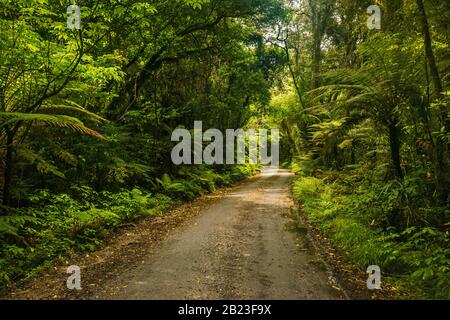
[[39, 104, 107, 124], [0, 112, 104, 139], [15, 147, 66, 179]]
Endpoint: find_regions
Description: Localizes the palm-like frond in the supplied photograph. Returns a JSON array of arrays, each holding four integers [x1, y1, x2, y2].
[[39, 102, 107, 124], [15, 146, 66, 179], [0, 112, 104, 139]]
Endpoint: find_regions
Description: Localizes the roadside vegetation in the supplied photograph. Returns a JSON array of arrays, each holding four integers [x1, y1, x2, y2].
[[0, 0, 277, 292], [0, 164, 258, 290], [292, 158, 449, 299], [276, 1, 449, 299]]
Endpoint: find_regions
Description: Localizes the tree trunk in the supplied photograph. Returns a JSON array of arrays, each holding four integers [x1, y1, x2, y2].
[[3, 127, 14, 206], [308, 0, 333, 90], [309, 1, 321, 90], [311, 36, 321, 89], [388, 121, 403, 180], [311, 21, 322, 90], [416, 0, 449, 202], [283, 40, 304, 107], [416, 0, 443, 97]]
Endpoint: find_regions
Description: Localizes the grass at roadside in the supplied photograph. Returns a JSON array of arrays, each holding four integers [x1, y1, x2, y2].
[[0, 165, 260, 292], [291, 158, 450, 300]]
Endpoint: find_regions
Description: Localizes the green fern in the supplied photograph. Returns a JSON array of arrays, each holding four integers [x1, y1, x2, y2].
[[0, 112, 104, 139], [39, 101, 107, 124]]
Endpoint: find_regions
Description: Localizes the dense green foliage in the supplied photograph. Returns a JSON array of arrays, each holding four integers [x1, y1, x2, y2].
[[0, 164, 257, 288], [292, 160, 449, 299], [278, 0, 449, 299], [0, 0, 448, 299], [0, 0, 280, 290]]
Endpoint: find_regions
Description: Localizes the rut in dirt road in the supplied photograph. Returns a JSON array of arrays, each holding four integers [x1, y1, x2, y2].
[[97, 168, 342, 300]]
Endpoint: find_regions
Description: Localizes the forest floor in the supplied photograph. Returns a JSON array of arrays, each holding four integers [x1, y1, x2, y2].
[[5, 168, 360, 300]]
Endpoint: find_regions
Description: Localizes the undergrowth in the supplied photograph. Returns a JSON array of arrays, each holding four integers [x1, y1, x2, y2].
[[0, 164, 259, 292], [292, 158, 450, 300]]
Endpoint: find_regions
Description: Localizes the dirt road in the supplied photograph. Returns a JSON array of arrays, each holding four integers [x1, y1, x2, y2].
[[95, 168, 342, 300]]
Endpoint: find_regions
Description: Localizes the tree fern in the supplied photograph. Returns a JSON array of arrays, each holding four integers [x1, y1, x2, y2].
[[0, 112, 104, 139], [39, 101, 107, 124]]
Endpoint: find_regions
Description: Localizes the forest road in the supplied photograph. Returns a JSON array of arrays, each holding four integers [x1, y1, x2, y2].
[[97, 168, 342, 300]]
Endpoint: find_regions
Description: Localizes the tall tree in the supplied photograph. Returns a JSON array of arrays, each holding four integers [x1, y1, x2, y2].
[[416, 0, 449, 203]]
